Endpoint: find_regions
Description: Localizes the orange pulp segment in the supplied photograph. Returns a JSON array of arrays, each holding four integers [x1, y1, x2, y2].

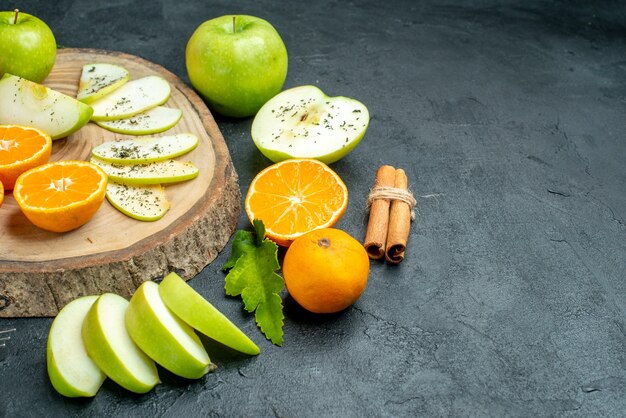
[[245, 158, 348, 247], [0, 125, 52, 190], [13, 160, 108, 233]]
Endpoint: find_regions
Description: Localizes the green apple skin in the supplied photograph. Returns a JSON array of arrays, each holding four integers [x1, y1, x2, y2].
[[0, 73, 93, 140], [126, 281, 211, 379], [159, 272, 260, 356], [82, 293, 160, 394], [0, 10, 56, 83], [186, 15, 288, 118], [47, 295, 106, 398]]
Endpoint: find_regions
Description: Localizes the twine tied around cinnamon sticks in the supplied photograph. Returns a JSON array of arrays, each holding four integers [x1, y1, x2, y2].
[[364, 165, 414, 264]]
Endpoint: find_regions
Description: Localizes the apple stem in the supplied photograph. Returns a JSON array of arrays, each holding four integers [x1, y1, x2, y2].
[[232, 16, 236, 33], [13, 9, 19, 25]]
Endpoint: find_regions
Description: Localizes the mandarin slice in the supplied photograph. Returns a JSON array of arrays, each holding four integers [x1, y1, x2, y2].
[[13, 160, 108, 233], [0, 125, 52, 190], [244, 158, 348, 246]]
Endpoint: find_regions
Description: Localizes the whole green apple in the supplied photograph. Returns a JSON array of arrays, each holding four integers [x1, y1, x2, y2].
[[0, 9, 56, 83], [186, 15, 288, 118]]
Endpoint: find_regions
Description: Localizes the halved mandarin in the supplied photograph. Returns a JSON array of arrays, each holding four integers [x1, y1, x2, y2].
[[13, 160, 108, 233], [0, 125, 52, 190], [245, 158, 348, 247]]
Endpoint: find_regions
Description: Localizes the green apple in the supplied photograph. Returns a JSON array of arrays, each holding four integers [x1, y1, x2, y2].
[[186, 15, 288, 118], [47, 295, 106, 398], [90, 75, 170, 121], [251, 85, 369, 164], [0, 73, 93, 139], [106, 181, 170, 221], [0, 9, 56, 83], [77, 63, 130, 104], [95, 106, 183, 135], [126, 281, 212, 379], [91, 157, 199, 185], [159, 272, 260, 356], [92, 133, 198, 164], [82, 293, 160, 394]]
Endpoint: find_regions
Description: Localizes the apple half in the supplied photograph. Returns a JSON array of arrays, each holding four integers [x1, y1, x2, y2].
[[90, 75, 171, 121], [106, 181, 170, 221], [0, 74, 93, 140], [95, 106, 183, 135], [251, 85, 369, 164], [91, 133, 198, 164], [126, 281, 212, 379], [82, 293, 160, 394], [159, 272, 260, 356], [77, 63, 130, 104], [47, 295, 106, 397]]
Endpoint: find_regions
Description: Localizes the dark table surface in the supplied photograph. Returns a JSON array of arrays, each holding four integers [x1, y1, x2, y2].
[[2, 0, 625, 416]]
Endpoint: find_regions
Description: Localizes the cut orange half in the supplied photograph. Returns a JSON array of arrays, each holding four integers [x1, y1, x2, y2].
[[245, 158, 348, 247], [14, 160, 108, 233], [0, 180, 3, 208], [0, 125, 52, 190]]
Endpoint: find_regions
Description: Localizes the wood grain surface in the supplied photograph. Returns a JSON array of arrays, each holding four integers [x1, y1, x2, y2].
[[0, 48, 240, 317]]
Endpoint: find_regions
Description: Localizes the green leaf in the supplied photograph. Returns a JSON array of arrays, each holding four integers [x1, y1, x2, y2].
[[223, 219, 284, 346]]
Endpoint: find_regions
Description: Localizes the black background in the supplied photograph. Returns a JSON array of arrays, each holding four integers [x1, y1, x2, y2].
[[1, 0, 625, 416]]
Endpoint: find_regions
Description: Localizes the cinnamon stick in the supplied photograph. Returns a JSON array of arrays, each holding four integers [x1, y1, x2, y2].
[[364, 165, 396, 259], [385, 168, 411, 264]]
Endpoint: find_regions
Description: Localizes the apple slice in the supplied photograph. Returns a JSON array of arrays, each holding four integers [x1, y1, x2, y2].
[[251, 85, 370, 164], [91, 133, 198, 164], [126, 281, 212, 379], [0, 74, 93, 140], [90, 75, 171, 121], [47, 295, 106, 398], [95, 106, 183, 135], [82, 293, 160, 394], [159, 272, 260, 356], [106, 181, 170, 221], [76, 63, 130, 104], [91, 158, 199, 185]]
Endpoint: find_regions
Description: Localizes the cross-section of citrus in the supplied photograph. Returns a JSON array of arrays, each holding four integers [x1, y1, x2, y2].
[[245, 158, 348, 247], [13, 160, 108, 233], [0, 125, 52, 190]]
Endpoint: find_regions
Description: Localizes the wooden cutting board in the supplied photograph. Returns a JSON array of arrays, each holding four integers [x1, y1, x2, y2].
[[0, 48, 240, 318]]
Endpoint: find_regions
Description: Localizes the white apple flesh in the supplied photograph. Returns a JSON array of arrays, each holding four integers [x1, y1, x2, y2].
[[82, 293, 160, 394], [47, 295, 106, 398], [95, 106, 183, 135], [90, 75, 171, 121], [77, 63, 130, 104], [0, 74, 93, 140], [126, 281, 211, 379], [91, 157, 199, 185], [159, 272, 260, 356], [106, 181, 170, 221], [91, 133, 198, 164], [251, 85, 369, 164]]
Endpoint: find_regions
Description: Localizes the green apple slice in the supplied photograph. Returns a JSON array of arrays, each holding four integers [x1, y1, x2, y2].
[[77, 63, 130, 104], [251, 85, 370, 164], [91, 157, 199, 185], [95, 106, 183, 135], [106, 181, 170, 221], [91, 133, 198, 164], [90, 75, 171, 121], [0, 73, 93, 140], [126, 281, 211, 379], [47, 295, 106, 398], [159, 272, 260, 356], [82, 293, 160, 394]]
